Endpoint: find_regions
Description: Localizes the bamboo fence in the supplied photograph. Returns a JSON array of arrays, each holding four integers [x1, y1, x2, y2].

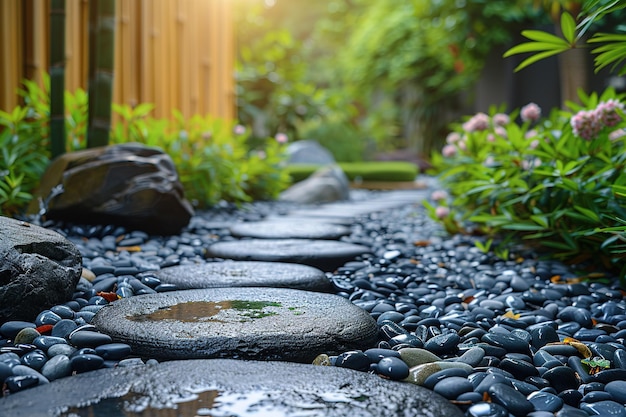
[[0, 0, 235, 122]]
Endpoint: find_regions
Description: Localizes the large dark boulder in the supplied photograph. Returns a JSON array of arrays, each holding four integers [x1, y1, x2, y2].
[[0, 217, 82, 323], [29, 143, 194, 235]]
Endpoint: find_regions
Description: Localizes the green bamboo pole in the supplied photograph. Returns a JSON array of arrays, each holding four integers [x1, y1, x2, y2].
[[49, 0, 66, 158], [87, 0, 116, 148]]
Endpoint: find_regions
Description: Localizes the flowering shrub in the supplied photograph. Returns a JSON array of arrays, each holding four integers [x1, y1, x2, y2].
[[428, 88, 626, 278]]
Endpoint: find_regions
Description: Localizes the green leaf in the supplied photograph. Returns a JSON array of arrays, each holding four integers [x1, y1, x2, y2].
[[513, 48, 570, 72], [574, 205, 600, 222], [560, 12, 576, 45], [520, 30, 570, 45], [501, 223, 545, 231], [504, 42, 571, 56], [530, 215, 549, 228]]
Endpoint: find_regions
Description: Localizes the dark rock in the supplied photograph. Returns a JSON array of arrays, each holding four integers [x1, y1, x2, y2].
[[70, 354, 104, 373], [542, 366, 581, 392], [40, 354, 72, 381], [0, 217, 82, 323], [206, 239, 370, 271], [433, 376, 473, 399], [580, 400, 626, 417], [466, 402, 510, 417], [91, 287, 378, 362], [29, 143, 193, 235], [528, 391, 563, 412], [0, 321, 36, 339], [488, 383, 534, 416], [335, 350, 371, 371], [0, 359, 464, 417], [280, 165, 350, 204], [155, 261, 332, 292], [375, 356, 410, 380], [605, 380, 626, 404], [68, 331, 113, 348]]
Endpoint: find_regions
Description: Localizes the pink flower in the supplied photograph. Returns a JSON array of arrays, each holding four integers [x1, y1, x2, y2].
[[487, 134, 496, 142], [524, 129, 538, 139], [442, 144, 457, 157], [529, 139, 539, 149], [521, 103, 541, 122], [435, 206, 450, 219], [431, 190, 449, 202], [462, 113, 490, 132], [257, 150, 266, 159], [494, 126, 507, 138], [596, 99, 624, 127], [521, 158, 541, 170], [234, 125, 246, 135], [275, 132, 288, 143], [493, 113, 510, 126], [446, 132, 462, 144], [571, 110, 602, 140]]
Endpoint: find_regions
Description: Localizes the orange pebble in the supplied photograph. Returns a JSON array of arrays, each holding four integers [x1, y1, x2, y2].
[[35, 324, 54, 334], [97, 291, 120, 302]]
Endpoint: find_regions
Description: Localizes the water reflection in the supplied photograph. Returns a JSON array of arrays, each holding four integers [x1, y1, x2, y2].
[[127, 300, 282, 323]]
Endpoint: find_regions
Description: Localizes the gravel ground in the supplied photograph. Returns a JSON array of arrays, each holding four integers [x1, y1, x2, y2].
[[1, 181, 626, 417]]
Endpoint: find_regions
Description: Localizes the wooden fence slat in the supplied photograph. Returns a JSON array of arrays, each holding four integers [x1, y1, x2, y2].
[[1, 0, 235, 122]]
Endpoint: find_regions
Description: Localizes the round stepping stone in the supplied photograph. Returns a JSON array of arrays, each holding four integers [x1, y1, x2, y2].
[[91, 287, 378, 362], [154, 260, 332, 292], [206, 239, 371, 271], [229, 220, 350, 240], [0, 359, 464, 417]]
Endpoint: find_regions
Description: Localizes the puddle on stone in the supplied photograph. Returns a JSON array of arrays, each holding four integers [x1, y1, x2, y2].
[[59, 388, 370, 417], [127, 300, 284, 324]]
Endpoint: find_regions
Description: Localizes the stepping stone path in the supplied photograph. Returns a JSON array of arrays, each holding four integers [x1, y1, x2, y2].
[[154, 260, 332, 291], [91, 287, 379, 362], [1, 189, 458, 416], [0, 359, 463, 417], [206, 238, 371, 271]]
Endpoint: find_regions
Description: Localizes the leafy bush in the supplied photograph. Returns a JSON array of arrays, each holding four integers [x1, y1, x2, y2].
[[428, 88, 626, 277], [0, 76, 291, 216], [111, 105, 291, 207]]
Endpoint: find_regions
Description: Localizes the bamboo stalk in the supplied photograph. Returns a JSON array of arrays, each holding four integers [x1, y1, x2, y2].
[[49, 0, 66, 158], [87, 0, 116, 148]]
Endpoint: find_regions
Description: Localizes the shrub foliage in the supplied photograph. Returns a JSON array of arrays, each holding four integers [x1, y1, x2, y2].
[[429, 88, 626, 277]]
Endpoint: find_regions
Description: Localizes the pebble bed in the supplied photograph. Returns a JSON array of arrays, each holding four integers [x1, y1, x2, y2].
[[2, 186, 626, 417]]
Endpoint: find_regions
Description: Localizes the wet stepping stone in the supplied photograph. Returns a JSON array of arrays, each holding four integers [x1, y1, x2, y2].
[[206, 239, 371, 271], [91, 287, 378, 362], [154, 260, 332, 292], [0, 359, 464, 417], [229, 220, 350, 240]]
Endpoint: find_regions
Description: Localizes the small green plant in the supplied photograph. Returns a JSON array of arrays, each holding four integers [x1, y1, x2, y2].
[[1, 74, 291, 216], [430, 88, 626, 277], [111, 105, 291, 207], [0, 106, 49, 217]]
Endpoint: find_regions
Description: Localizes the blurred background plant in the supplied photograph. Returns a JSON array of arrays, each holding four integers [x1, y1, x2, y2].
[[235, 0, 545, 161], [428, 87, 626, 277]]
